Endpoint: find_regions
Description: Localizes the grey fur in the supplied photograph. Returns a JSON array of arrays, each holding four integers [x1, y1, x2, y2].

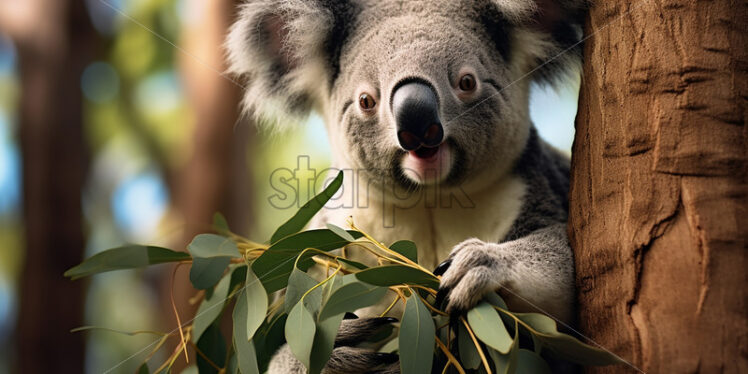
[[227, 0, 586, 372], [268, 317, 399, 374], [439, 128, 574, 321]]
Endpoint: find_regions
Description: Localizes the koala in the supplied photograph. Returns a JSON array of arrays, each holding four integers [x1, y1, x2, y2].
[[227, 0, 586, 372]]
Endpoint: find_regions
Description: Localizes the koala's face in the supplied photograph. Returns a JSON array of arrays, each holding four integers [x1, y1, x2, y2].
[[227, 0, 583, 189], [330, 2, 529, 189]]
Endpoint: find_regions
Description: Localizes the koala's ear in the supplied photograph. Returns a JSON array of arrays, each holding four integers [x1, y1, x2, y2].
[[491, 0, 588, 85], [225, 0, 354, 128]]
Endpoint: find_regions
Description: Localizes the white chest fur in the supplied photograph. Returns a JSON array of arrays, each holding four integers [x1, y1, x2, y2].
[[317, 175, 527, 270]]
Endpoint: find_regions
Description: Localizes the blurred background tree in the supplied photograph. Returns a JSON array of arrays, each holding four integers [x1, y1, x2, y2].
[[0, 0, 578, 372]]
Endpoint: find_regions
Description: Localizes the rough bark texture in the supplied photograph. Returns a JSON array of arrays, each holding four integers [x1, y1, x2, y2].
[[570, 1, 747, 373], [11, 1, 95, 372]]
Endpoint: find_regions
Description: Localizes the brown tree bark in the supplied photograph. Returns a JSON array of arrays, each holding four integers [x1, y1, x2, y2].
[[570, 1, 746, 373], [2, 0, 96, 372]]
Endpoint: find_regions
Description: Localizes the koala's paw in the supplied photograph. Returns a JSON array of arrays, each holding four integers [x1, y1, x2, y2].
[[434, 239, 512, 315]]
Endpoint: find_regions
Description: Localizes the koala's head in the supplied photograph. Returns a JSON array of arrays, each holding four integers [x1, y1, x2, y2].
[[227, 0, 584, 190]]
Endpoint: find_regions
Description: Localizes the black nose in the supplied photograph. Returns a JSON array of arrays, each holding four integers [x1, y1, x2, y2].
[[392, 81, 443, 151]]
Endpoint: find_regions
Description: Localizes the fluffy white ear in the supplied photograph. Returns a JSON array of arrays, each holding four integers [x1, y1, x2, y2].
[[491, 0, 588, 85], [225, 0, 355, 130]]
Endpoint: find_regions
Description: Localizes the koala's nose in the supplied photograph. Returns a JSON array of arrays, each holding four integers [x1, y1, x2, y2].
[[392, 81, 443, 151]]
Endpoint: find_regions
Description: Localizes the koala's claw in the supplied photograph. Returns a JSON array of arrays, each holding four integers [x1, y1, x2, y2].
[[433, 259, 452, 276]]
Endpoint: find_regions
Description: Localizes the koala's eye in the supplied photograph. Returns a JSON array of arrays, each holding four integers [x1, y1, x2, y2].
[[359, 93, 377, 111], [458, 74, 477, 92]]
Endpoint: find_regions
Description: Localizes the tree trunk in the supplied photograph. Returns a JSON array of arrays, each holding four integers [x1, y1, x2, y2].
[[570, 1, 746, 373], [163, 0, 252, 367], [10, 1, 95, 372]]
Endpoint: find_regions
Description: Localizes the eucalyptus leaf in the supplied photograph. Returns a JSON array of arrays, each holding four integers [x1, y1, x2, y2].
[[213, 212, 230, 233], [484, 292, 508, 310], [252, 229, 362, 293], [188, 234, 240, 258], [256, 313, 287, 372], [196, 324, 227, 374], [309, 310, 345, 374], [389, 240, 418, 263], [228, 265, 248, 297], [286, 302, 316, 368], [192, 271, 232, 343], [379, 338, 399, 353], [399, 293, 435, 374], [517, 349, 551, 373], [233, 289, 260, 374], [467, 302, 513, 354], [326, 223, 356, 242], [355, 265, 439, 289], [457, 323, 481, 370], [245, 266, 269, 340], [510, 312, 623, 366], [137, 363, 149, 374], [227, 353, 239, 374], [318, 281, 387, 321], [319, 273, 344, 307], [190, 256, 231, 290], [270, 171, 344, 244], [285, 267, 322, 314], [337, 257, 368, 270], [487, 318, 518, 374], [64, 245, 190, 280]]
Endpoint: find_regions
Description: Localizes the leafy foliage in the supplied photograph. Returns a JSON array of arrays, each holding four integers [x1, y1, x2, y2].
[[67, 171, 622, 373]]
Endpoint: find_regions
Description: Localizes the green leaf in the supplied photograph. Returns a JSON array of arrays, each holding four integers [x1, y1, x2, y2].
[[245, 266, 269, 340], [190, 256, 231, 290], [286, 302, 316, 368], [227, 353, 238, 374], [389, 240, 418, 263], [196, 324, 227, 374], [379, 338, 399, 353], [309, 311, 345, 374], [255, 313, 287, 372], [284, 267, 322, 314], [318, 281, 387, 321], [192, 271, 232, 343], [516, 349, 551, 373], [270, 171, 344, 244], [213, 212, 230, 233], [511, 312, 623, 366], [484, 292, 508, 310], [137, 363, 150, 374], [326, 223, 357, 242], [228, 265, 248, 297], [487, 319, 519, 374], [355, 265, 439, 289], [233, 289, 260, 374], [309, 279, 346, 374], [188, 234, 240, 258], [467, 302, 513, 354], [457, 323, 481, 370], [337, 257, 368, 270], [64, 245, 190, 279], [252, 229, 362, 293], [399, 293, 435, 374], [515, 313, 557, 334]]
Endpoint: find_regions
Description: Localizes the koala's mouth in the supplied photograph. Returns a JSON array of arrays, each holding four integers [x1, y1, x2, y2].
[[412, 145, 440, 160], [400, 143, 454, 185]]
